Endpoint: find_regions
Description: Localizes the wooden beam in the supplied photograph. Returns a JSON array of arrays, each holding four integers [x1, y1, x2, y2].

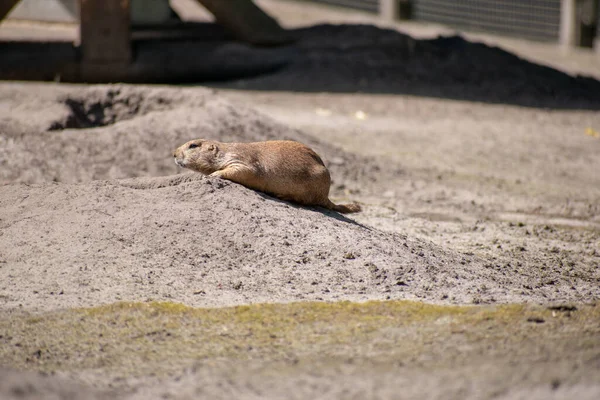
[[195, 0, 292, 46], [0, 0, 20, 21]]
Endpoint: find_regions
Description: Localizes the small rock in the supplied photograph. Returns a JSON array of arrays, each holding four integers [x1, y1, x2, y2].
[[547, 304, 577, 312], [526, 317, 545, 324]]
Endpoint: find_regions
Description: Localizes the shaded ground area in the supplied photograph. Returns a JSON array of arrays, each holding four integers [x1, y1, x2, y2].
[[1, 301, 599, 400]]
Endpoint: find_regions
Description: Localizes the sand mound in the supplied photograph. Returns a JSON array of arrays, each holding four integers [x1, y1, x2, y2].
[[0, 84, 382, 190], [0, 173, 592, 312]]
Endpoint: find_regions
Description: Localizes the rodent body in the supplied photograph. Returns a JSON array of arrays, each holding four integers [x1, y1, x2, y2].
[[173, 139, 361, 213]]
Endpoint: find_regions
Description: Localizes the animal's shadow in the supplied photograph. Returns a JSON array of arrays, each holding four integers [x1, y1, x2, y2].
[[181, 174, 371, 230], [254, 191, 372, 230]]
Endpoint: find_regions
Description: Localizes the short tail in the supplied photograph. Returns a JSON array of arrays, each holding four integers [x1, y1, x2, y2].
[[328, 200, 362, 214]]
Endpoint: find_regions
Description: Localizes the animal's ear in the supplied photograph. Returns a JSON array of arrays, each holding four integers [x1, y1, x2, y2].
[[208, 144, 217, 153]]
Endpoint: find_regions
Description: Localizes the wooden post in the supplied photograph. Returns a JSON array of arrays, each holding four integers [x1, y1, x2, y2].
[[80, 0, 131, 63], [0, 0, 20, 21], [196, 0, 292, 46], [79, 0, 131, 81]]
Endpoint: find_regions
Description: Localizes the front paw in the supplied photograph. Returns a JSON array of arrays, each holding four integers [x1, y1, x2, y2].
[[209, 170, 225, 179]]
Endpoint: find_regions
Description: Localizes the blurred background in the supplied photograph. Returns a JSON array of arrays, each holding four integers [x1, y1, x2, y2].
[[0, 0, 599, 84], [2, 0, 599, 46]]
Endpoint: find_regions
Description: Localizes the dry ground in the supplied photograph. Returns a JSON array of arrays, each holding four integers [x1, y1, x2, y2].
[[1, 1, 600, 399]]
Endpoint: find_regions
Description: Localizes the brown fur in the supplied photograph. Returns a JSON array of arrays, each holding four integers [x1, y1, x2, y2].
[[173, 139, 361, 213]]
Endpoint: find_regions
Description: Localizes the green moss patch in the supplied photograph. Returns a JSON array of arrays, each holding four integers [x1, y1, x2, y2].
[[1, 300, 597, 380]]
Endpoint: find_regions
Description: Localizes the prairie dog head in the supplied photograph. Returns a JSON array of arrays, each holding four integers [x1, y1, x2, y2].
[[173, 139, 220, 175]]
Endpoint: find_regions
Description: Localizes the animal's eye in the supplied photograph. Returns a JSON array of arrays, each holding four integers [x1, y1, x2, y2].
[[188, 143, 199, 149]]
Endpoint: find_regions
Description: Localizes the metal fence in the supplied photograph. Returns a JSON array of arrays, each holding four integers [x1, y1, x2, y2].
[[411, 0, 562, 42], [305, 0, 563, 42]]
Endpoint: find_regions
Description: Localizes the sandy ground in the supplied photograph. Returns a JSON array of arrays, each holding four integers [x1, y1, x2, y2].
[[1, 1, 600, 399]]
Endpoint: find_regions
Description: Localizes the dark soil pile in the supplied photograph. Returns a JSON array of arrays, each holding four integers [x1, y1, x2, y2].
[[218, 24, 600, 109]]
